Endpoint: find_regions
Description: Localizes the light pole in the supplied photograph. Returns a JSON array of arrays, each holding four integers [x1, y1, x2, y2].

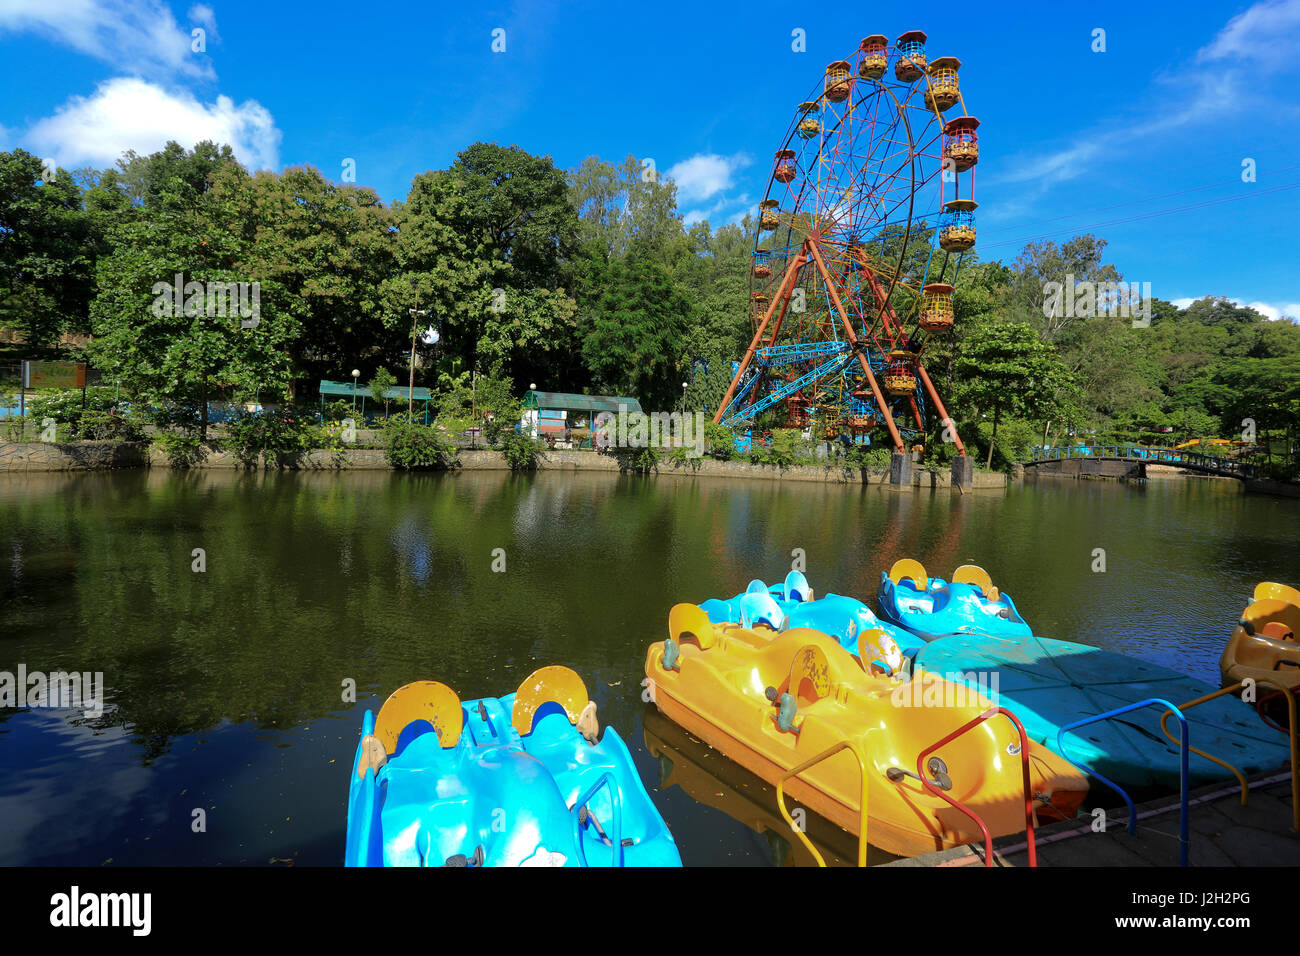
[[408, 306, 431, 416], [351, 369, 360, 412], [681, 382, 688, 415]]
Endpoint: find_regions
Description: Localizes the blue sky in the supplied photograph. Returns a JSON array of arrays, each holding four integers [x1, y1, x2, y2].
[[1, 0, 1298, 319]]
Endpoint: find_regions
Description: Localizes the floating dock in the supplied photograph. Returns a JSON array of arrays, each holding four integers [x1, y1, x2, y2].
[[886, 768, 1300, 867]]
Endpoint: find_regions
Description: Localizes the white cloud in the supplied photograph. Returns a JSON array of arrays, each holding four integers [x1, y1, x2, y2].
[[1172, 295, 1300, 321], [667, 152, 750, 205], [24, 77, 280, 171], [1198, 0, 1300, 67], [0, 0, 214, 79], [995, 0, 1295, 193]]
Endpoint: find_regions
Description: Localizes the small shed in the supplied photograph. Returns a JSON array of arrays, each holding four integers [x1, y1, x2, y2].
[[520, 390, 643, 448], [318, 380, 433, 422]]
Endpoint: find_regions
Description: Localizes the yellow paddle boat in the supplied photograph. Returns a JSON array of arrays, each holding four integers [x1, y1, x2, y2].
[[644, 604, 1089, 860], [1221, 582, 1300, 697]]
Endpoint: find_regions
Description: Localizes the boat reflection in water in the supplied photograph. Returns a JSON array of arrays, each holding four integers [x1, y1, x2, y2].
[[643, 706, 900, 867]]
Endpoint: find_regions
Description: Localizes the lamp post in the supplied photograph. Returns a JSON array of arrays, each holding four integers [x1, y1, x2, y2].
[[681, 381, 688, 415], [351, 369, 360, 412], [409, 305, 430, 416]]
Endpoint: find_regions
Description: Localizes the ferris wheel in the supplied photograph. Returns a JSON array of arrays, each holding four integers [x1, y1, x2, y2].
[[714, 31, 980, 457]]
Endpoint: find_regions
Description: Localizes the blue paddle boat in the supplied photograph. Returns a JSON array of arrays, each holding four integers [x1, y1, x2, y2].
[[877, 559, 1032, 642], [698, 571, 922, 669], [346, 666, 681, 867]]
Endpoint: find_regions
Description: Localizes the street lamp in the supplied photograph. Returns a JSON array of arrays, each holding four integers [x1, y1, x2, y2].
[[351, 369, 360, 412], [681, 381, 689, 414], [408, 306, 431, 415]]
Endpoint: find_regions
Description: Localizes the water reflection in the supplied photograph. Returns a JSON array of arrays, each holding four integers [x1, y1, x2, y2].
[[0, 469, 1295, 865]]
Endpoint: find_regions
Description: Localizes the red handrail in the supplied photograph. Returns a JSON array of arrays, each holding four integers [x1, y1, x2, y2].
[[915, 706, 1038, 867]]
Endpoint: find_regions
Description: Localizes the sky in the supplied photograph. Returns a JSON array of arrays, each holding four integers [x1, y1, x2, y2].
[[1, 0, 1298, 320]]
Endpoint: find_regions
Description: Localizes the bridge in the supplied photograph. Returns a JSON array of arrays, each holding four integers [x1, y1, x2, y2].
[[1026, 445, 1256, 480]]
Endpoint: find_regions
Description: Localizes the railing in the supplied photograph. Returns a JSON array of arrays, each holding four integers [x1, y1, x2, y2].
[[1029, 445, 1255, 478], [776, 739, 871, 867], [916, 707, 1038, 867], [1056, 698, 1190, 867], [1162, 680, 1299, 833], [572, 771, 624, 867]]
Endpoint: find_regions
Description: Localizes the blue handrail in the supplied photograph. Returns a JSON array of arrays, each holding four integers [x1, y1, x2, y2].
[[1056, 698, 1190, 867], [572, 771, 624, 867]]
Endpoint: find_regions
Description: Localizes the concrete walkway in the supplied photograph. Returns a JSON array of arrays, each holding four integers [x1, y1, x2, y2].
[[887, 769, 1300, 867]]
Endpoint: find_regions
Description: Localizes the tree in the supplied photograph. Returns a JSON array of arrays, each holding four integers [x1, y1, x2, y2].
[[87, 164, 296, 440], [0, 149, 99, 345], [579, 258, 692, 408], [953, 322, 1077, 467], [367, 367, 397, 417]]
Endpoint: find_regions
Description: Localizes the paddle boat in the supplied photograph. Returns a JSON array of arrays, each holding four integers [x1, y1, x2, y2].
[[878, 559, 1032, 642], [644, 603, 1089, 859], [1221, 582, 1300, 722], [701, 570, 924, 660], [346, 666, 681, 867], [709, 568, 1293, 796]]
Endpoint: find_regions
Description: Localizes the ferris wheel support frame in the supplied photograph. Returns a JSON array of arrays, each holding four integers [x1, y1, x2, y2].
[[713, 249, 809, 425], [804, 234, 906, 454], [915, 362, 967, 456]]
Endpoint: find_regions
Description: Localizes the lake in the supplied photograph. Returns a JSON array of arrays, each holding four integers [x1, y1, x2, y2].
[[1, 469, 1296, 865]]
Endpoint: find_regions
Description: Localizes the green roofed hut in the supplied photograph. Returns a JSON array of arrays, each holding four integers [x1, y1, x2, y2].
[[521, 390, 642, 449], [318, 380, 433, 423]]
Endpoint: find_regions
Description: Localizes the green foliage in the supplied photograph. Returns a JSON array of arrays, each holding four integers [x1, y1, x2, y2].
[[152, 430, 208, 469], [224, 408, 319, 468], [954, 322, 1077, 467], [382, 412, 458, 470], [703, 421, 736, 460], [845, 443, 892, 468], [579, 257, 692, 408], [436, 370, 521, 442], [498, 429, 543, 471], [23, 386, 145, 442], [751, 429, 811, 467], [367, 368, 397, 416]]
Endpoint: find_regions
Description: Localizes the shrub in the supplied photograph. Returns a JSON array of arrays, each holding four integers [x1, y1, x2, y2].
[[752, 428, 810, 467], [704, 421, 736, 460], [225, 408, 319, 468], [153, 430, 208, 469], [498, 428, 543, 471], [383, 413, 458, 470], [845, 443, 892, 468]]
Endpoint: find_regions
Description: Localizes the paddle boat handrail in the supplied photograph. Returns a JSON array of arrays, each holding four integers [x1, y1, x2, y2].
[[1162, 680, 1299, 834], [572, 770, 625, 867], [915, 706, 1038, 868], [775, 738, 871, 868], [1056, 699, 1190, 867]]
